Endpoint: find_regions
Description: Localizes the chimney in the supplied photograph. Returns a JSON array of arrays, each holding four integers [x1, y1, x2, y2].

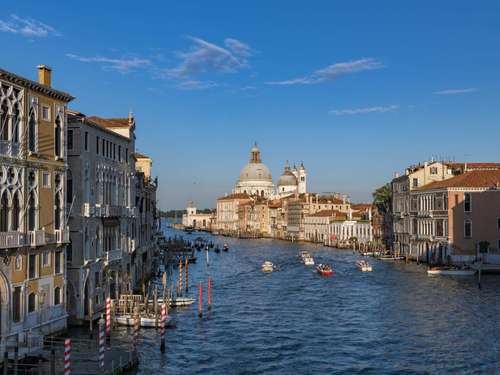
[[37, 65, 52, 87]]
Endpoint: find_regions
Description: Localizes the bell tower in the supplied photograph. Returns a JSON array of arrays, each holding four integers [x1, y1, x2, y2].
[[298, 162, 307, 194]]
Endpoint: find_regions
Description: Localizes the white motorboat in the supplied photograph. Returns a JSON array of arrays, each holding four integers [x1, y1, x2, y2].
[[427, 267, 476, 276], [148, 296, 196, 307], [378, 255, 405, 261], [303, 255, 315, 266], [356, 260, 373, 272], [115, 314, 172, 328], [262, 261, 274, 273], [299, 251, 310, 259]]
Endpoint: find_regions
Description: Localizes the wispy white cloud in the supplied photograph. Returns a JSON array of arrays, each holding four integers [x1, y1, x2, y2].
[[433, 88, 479, 95], [329, 105, 398, 116], [0, 14, 59, 37], [266, 58, 383, 85], [66, 53, 151, 74], [167, 36, 253, 78], [176, 80, 218, 91]]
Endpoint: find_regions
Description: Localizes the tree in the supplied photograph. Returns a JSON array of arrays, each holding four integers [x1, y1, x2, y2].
[[372, 183, 392, 213]]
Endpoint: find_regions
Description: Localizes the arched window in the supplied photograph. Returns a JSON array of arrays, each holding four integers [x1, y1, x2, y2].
[[54, 287, 61, 305], [0, 102, 8, 141], [12, 192, 20, 231], [11, 104, 20, 143], [54, 193, 61, 230], [0, 192, 8, 232], [54, 115, 62, 158], [28, 292, 36, 312], [28, 192, 36, 231], [261, 190, 264, 198], [28, 108, 36, 153]]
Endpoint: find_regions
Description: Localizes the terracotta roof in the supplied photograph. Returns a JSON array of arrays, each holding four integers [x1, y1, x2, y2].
[[416, 170, 500, 190], [87, 116, 132, 128], [351, 203, 372, 211], [134, 152, 150, 159], [217, 193, 251, 201]]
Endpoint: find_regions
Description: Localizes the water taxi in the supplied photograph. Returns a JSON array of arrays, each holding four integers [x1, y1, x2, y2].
[[427, 267, 476, 276], [316, 264, 334, 276], [356, 260, 373, 272], [262, 261, 274, 273]]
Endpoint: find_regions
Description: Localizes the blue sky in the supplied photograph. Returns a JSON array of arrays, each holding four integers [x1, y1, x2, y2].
[[2, 1, 499, 209]]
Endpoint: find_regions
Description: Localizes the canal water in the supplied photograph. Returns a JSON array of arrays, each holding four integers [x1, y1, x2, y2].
[[128, 228, 499, 374]]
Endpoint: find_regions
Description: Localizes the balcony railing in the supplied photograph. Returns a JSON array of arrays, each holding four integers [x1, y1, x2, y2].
[[0, 231, 25, 249], [28, 230, 46, 247], [0, 140, 21, 158], [105, 249, 122, 264], [55, 228, 70, 244]]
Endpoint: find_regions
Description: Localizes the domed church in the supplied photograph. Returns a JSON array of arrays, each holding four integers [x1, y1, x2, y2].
[[234, 143, 307, 198]]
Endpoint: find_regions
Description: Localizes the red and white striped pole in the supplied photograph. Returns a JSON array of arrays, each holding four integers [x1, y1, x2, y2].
[[207, 277, 212, 310], [64, 338, 71, 375], [105, 297, 111, 341], [198, 282, 203, 318], [99, 318, 105, 369], [160, 303, 166, 353]]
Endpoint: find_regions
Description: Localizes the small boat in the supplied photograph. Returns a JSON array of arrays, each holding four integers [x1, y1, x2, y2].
[[115, 314, 172, 328], [303, 255, 315, 266], [223, 244, 229, 252], [184, 227, 194, 234], [214, 246, 221, 253], [299, 251, 310, 259], [148, 296, 196, 307], [356, 260, 373, 272], [317, 264, 334, 276], [427, 267, 476, 276], [379, 255, 405, 261], [262, 261, 274, 273]]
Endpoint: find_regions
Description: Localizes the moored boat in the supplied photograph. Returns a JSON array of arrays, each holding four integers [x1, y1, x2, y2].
[[223, 243, 229, 252], [427, 267, 476, 276], [356, 260, 373, 272], [115, 314, 172, 328], [379, 255, 405, 261], [317, 264, 333, 276]]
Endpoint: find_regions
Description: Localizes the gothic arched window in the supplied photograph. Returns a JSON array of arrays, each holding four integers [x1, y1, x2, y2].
[[12, 192, 20, 231], [0, 191, 8, 231], [0, 102, 8, 141], [28, 108, 37, 153], [54, 115, 62, 158], [12, 104, 20, 143], [54, 193, 61, 230], [28, 192, 36, 231]]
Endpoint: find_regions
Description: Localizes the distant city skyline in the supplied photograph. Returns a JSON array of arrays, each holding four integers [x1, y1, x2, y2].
[[2, 1, 499, 209]]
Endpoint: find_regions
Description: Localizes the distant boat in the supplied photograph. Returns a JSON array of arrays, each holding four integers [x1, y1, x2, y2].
[[262, 261, 274, 273], [427, 267, 476, 276], [317, 264, 333, 276], [379, 255, 405, 261], [115, 314, 172, 328], [148, 296, 196, 307], [356, 260, 373, 272], [223, 243, 229, 252], [214, 246, 221, 253]]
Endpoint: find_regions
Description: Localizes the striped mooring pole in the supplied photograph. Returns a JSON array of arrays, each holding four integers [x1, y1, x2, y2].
[[133, 307, 140, 355], [106, 297, 111, 341], [99, 318, 105, 369], [160, 303, 167, 353], [64, 338, 71, 375]]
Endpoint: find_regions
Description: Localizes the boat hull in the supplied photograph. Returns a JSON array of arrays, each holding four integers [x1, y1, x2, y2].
[[427, 269, 476, 276], [115, 315, 172, 328]]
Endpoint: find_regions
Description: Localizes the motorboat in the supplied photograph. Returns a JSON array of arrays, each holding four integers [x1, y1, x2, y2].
[[303, 255, 315, 266], [223, 243, 229, 252], [356, 260, 373, 272], [427, 267, 476, 276], [317, 264, 334, 276], [378, 255, 405, 261], [148, 296, 196, 307], [262, 261, 274, 273], [299, 251, 310, 259], [115, 314, 172, 328]]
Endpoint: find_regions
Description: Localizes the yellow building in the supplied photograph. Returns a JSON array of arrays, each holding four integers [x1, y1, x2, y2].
[[0, 65, 73, 351]]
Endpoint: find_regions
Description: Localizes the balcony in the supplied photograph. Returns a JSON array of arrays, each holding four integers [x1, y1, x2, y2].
[[105, 249, 122, 265], [28, 230, 46, 247], [55, 228, 70, 244], [0, 140, 21, 158], [0, 231, 25, 249]]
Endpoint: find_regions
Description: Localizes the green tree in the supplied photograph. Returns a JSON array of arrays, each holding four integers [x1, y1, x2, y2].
[[372, 183, 392, 213]]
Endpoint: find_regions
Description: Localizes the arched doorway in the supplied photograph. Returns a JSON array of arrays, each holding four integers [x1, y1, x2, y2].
[[0, 270, 10, 336], [83, 277, 90, 317]]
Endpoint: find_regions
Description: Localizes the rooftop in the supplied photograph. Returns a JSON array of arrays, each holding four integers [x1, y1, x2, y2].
[[416, 170, 500, 190]]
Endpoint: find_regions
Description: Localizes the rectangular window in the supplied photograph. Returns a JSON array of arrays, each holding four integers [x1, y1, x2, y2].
[[94, 271, 99, 287], [118, 145, 121, 162], [464, 193, 471, 212], [497, 217, 500, 230], [67, 129, 73, 150], [13, 286, 21, 322], [28, 253, 37, 279], [67, 177, 73, 204], [126, 148, 128, 163], [113, 144, 116, 160], [54, 287, 61, 305], [84, 131, 88, 151], [42, 171, 50, 188], [55, 250, 62, 274], [96, 136, 99, 154], [42, 251, 50, 267], [430, 167, 438, 175], [102, 139, 105, 156], [42, 105, 50, 121], [412, 178, 418, 188], [464, 220, 472, 238]]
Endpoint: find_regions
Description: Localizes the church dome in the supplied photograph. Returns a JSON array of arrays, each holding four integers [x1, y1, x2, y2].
[[239, 162, 273, 182], [278, 169, 297, 186]]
